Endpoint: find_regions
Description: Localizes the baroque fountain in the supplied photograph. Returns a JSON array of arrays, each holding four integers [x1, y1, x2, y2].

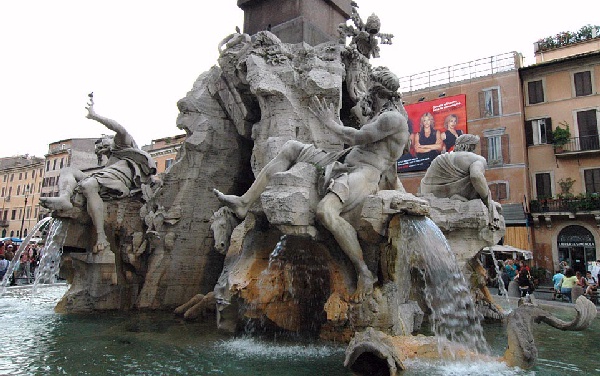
[[2, 2, 596, 375]]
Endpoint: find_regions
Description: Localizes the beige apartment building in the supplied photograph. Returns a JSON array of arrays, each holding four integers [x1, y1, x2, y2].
[[521, 35, 600, 273], [41, 138, 100, 199], [142, 134, 186, 175], [0, 156, 44, 238]]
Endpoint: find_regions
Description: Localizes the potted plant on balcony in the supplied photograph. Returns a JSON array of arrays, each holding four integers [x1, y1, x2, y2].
[[552, 122, 571, 152]]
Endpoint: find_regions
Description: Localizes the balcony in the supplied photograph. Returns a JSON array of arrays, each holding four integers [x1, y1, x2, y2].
[[530, 195, 600, 228], [555, 135, 600, 157]]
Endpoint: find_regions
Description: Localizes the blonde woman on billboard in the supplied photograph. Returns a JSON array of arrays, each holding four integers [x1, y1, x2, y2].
[[415, 112, 442, 160], [441, 113, 463, 152]]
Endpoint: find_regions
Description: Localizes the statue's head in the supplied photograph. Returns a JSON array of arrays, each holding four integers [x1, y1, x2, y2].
[[454, 134, 480, 152], [365, 13, 381, 35], [95, 135, 114, 161]]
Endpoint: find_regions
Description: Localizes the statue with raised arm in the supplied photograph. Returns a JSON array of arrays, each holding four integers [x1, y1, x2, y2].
[[214, 67, 410, 301], [419, 134, 501, 229], [40, 94, 157, 253]]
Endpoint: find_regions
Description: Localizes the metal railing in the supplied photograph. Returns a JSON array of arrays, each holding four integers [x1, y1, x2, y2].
[[556, 135, 600, 153], [399, 52, 521, 93], [530, 196, 600, 213]]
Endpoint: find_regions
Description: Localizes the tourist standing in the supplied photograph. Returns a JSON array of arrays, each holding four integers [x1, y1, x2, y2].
[[552, 269, 565, 300], [0, 254, 9, 281], [560, 268, 579, 303], [504, 259, 517, 281]]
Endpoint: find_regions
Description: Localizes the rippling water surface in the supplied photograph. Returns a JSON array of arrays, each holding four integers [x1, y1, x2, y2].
[[1, 284, 598, 375]]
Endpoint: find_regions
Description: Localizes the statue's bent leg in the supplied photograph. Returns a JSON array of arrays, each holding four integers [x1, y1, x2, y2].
[[39, 167, 86, 211], [317, 193, 375, 302], [214, 140, 306, 218], [79, 177, 109, 253]]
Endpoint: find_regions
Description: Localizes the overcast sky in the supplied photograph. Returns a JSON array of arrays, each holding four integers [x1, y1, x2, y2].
[[1, 0, 598, 158]]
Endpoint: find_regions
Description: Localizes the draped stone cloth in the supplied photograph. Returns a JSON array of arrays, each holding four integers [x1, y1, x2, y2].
[[419, 152, 479, 200], [295, 144, 379, 212], [87, 141, 157, 200]]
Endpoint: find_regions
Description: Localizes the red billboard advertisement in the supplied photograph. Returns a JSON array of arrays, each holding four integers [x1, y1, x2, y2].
[[397, 94, 467, 173]]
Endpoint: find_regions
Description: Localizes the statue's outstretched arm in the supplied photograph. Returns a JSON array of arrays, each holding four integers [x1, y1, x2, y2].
[[86, 100, 134, 146]]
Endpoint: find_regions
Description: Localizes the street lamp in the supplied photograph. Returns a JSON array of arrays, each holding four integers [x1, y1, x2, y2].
[[19, 185, 30, 239]]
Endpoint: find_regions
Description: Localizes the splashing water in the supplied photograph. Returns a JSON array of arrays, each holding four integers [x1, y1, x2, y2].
[[489, 248, 513, 310], [395, 216, 490, 356], [32, 218, 69, 293], [0, 217, 68, 297]]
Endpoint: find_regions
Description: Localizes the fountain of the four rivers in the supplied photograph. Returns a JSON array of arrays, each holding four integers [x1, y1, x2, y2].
[[1, 1, 597, 375]]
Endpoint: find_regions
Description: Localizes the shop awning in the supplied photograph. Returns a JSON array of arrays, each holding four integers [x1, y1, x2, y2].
[[482, 244, 533, 260]]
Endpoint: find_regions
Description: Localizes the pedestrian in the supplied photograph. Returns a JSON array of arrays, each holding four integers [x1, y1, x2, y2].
[[552, 269, 565, 300], [0, 254, 9, 281], [560, 268, 579, 303]]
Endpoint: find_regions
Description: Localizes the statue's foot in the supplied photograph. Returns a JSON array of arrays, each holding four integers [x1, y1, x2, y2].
[[350, 271, 376, 303], [212, 188, 248, 219], [93, 238, 110, 254], [39, 196, 73, 211]]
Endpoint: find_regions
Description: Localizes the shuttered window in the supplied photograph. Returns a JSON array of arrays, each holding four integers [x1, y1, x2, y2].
[[525, 118, 553, 146], [574, 71, 592, 97], [584, 168, 600, 194], [478, 88, 500, 117], [527, 80, 544, 104], [535, 173, 552, 199]]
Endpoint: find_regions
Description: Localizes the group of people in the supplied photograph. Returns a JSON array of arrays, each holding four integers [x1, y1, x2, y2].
[[412, 112, 463, 159], [0, 240, 41, 284], [498, 258, 535, 297], [552, 260, 600, 302]]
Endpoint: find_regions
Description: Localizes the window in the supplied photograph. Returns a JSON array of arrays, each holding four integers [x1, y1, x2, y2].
[[46, 161, 50, 171], [11, 210, 16, 220], [60, 157, 64, 169], [525, 118, 553, 146], [489, 181, 508, 201], [481, 128, 509, 166], [8, 187, 12, 197], [26, 207, 31, 219], [34, 208, 38, 219], [16, 185, 20, 196], [10, 174, 13, 182], [0, 188, 4, 197], [527, 80, 544, 104], [52, 159, 57, 170], [18, 172, 22, 180], [577, 109, 599, 150], [24, 172, 28, 180], [2, 175, 5, 182], [32, 170, 35, 179], [479, 87, 501, 117], [535, 173, 552, 198], [574, 71, 592, 97], [584, 168, 600, 194], [165, 159, 174, 170]]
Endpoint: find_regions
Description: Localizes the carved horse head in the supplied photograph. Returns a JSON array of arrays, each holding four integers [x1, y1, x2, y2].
[[210, 206, 240, 255]]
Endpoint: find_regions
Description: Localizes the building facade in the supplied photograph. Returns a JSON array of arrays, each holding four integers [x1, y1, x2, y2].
[[142, 134, 186, 175], [521, 36, 600, 273], [41, 138, 100, 199], [0, 156, 44, 238]]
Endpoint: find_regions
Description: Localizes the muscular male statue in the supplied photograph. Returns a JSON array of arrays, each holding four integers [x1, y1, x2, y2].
[[419, 133, 501, 229], [214, 67, 410, 301], [40, 98, 157, 253]]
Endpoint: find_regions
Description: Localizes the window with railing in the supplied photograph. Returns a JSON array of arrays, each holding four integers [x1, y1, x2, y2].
[[577, 109, 599, 150]]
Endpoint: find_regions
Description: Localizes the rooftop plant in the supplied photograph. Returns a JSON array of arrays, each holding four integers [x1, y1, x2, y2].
[[535, 24, 600, 52]]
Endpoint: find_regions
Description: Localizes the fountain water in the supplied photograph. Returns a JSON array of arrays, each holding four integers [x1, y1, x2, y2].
[[394, 216, 490, 356]]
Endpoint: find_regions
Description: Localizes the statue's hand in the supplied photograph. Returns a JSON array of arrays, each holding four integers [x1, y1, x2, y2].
[[309, 96, 337, 125], [85, 96, 96, 119]]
